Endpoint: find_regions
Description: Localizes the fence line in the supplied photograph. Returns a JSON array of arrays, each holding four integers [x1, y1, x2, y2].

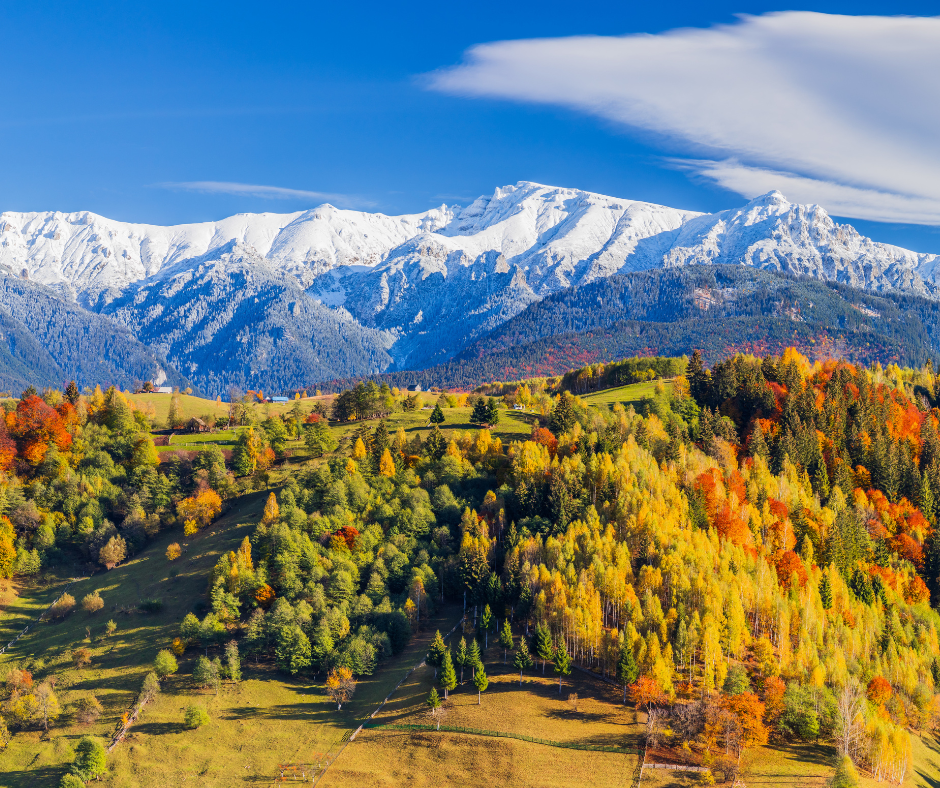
[[361, 722, 642, 755], [0, 574, 89, 657]]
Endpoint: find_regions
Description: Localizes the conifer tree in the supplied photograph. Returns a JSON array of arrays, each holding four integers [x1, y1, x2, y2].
[[468, 638, 482, 678], [481, 604, 492, 648], [820, 575, 833, 611], [470, 398, 489, 425], [617, 644, 639, 704], [553, 645, 571, 694], [513, 638, 533, 686], [499, 619, 513, 664], [426, 687, 443, 729], [486, 397, 500, 425], [473, 663, 489, 705], [455, 637, 469, 683], [534, 622, 553, 674], [430, 403, 445, 425], [427, 630, 447, 678], [439, 648, 457, 699]]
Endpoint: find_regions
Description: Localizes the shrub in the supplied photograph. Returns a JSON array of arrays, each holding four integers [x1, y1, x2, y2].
[[81, 592, 104, 614], [73, 647, 92, 668], [59, 775, 85, 788], [140, 598, 164, 614], [154, 650, 178, 679], [184, 704, 210, 729], [171, 637, 185, 656], [49, 593, 76, 619], [98, 535, 127, 569], [166, 543, 182, 561], [105, 620, 117, 636], [74, 695, 103, 725]]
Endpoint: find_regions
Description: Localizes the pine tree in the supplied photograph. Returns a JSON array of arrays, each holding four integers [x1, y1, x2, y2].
[[748, 421, 770, 461], [65, 380, 80, 405], [427, 630, 447, 677], [534, 622, 553, 674], [426, 687, 442, 729], [553, 645, 571, 694], [439, 648, 457, 699], [425, 426, 447, 460], [616, 644, 639, 704], [499, 619, 513, 664], [486, 397, 500, 425], [820, 575, 833, 611], [224, 640, 241, 682], [455, 637, 469, 683], [468, 639, 482, 678], [513, 637, 533, 686], [481, 604, 492, 648], [430, 403, 445, 425], [473, 663, 489, 705], [470, 398, 489, 425]]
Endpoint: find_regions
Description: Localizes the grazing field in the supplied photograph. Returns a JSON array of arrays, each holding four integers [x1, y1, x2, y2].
[[579, 379, 672, 410], [127, 392, 313, 426]]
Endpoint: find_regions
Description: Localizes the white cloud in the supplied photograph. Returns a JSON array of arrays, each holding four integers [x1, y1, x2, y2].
[[429, 13, 940, 225], [159, 181, 364, 207]]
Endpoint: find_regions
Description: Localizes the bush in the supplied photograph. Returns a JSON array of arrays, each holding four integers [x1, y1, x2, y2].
[[81, 592, 104, 614], [74, 695, 103, 724], [73, 647, 92, 668], [140, 598, 164, 614], [184, 704, 210, 729], [154, 649, 178, 679], [166, 543, 182, 561], [59, 775, 85, 788], [49, 593, 76, 619]]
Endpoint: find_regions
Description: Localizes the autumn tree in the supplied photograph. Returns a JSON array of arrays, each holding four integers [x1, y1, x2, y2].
[[499, 619, 513, 664], [98, 536, 127, 569], [325, 667, 356, 710]]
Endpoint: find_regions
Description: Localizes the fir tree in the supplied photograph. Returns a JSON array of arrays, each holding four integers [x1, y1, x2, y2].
[[473, 663, 489, 705], [430, 403, 445, 425], [499, 619, 513, 664], [820, 575, 833, 610], [468, 638, 482, 678], [616, 644, 639, 704], [427, 630, 447, 677], [425, 426, 447, 460], [486, 397, 500, 425], [553, 645, 571, 694], [439, 648, 457, 699], [534, 622, 553, 674], [470, 397, 489, 425], [455, 637, 469, 683], [513, 637, 533, 686], [481, 604, 492, 648]]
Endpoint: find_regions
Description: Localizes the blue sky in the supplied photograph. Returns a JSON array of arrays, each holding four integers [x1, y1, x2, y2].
[[1, 2, 939, 252]]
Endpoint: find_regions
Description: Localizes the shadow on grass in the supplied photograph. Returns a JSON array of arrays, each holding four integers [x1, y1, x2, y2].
[[133, 721, 187, 735], [0, 766, 64, 788]]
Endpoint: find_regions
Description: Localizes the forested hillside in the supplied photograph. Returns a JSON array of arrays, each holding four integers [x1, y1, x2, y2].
[[4, 350, 940, 786], [317, 265, 940, 392], [0, 272, 186, 394]]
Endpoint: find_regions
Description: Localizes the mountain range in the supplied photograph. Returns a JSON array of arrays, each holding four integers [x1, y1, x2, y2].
[[2, 181, 940, 394]]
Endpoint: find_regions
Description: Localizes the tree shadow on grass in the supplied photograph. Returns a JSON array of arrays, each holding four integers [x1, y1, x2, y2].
[[132, 720, 187, 735], [770, 741, 835, 767], [0, 766, 64, 788]]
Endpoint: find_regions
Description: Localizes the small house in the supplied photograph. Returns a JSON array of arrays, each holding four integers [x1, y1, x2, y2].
[[407, 384, 422, 392], [155, 386, 173, 394], [270, 396, 290, 403], [185, 417, 209, 434]]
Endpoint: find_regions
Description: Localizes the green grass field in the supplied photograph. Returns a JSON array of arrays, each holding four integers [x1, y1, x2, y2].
[[579, 379, 672, 411]]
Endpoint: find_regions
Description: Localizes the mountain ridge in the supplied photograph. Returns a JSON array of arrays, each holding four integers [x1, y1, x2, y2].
[[3, 181, 940, 394]]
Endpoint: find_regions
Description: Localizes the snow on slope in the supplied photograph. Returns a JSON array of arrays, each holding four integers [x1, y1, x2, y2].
[[3, 180, 940, 388], [0, 203, 453, 302]]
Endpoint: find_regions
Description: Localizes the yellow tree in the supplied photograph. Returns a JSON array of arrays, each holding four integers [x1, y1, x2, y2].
[[379, 448, 396, 477]]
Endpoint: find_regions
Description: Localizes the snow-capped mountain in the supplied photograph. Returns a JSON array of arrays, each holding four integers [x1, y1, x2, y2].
[[1, 181, 938, 393], [0, 202, 453, 304]]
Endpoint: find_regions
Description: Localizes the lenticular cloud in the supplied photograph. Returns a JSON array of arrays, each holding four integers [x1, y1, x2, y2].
[[429, 12, 940, 225]]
